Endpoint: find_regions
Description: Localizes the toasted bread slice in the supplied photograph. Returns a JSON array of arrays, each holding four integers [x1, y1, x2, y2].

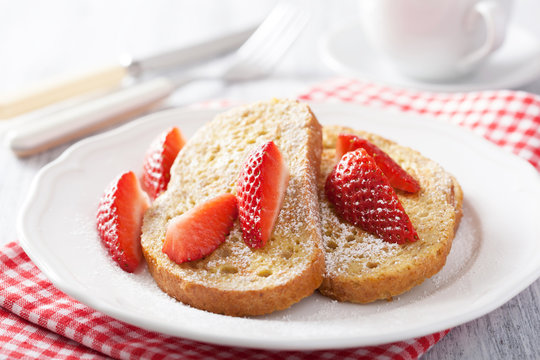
[[319, 125, 463, 303], [141, 99, 325, 316]]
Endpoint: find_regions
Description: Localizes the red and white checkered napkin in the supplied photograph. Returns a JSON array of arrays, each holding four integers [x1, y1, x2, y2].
[[2, 78, 539, 360], [299, 78, 540, 171], [0, 243, 447, 360]]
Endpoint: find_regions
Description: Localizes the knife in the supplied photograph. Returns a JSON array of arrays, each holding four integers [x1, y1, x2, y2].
[[0, 26, 256, 120]]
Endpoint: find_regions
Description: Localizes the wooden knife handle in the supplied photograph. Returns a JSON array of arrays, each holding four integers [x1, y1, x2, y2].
[[0, 64, 128, 119]]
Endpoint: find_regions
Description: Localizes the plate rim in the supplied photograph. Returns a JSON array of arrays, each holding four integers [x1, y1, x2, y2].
[[17, 103, 540, 350]]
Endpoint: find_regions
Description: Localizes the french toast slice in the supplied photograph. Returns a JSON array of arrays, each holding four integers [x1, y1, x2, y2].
[[319, 125, 463, 303], [141, 99, 325, 316]]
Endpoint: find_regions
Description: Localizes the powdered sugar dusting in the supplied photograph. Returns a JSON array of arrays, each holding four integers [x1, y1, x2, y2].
[[321, 198, 401, 277], [141, 99, 323, 292], [319, 126, 462, 301]]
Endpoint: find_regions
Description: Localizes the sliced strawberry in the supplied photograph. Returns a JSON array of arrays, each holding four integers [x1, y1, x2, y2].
[[325, 148, 418, 244], [142, 127, 186, 200], [96, 171, 150, 272], [237, 141, 289, 249], [336, 134, 420, 193], [163, 193, 238, 264]]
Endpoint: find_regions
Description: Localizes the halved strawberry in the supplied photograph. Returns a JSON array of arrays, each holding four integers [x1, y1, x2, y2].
[[142, 127, 186, 200], [336, 134, 420, 193], [325, 148, 418, 244], [163, 193, 238, 264], [237, 141, 289, 249], [96, 171, 150, 272]]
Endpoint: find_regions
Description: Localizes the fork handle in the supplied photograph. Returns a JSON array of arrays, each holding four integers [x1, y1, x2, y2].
[[8, 77, 176, 157]]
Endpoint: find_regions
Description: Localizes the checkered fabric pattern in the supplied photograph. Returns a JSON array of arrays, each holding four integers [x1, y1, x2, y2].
[[0, 308, 106, 360], [1, 242, 446, 360], [2, 78, 539, 359], [299, 78, 540, 171]]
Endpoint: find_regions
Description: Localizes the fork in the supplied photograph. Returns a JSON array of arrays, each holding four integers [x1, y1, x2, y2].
[[8, 3, 309, 157], [162, 3, 309, 86]]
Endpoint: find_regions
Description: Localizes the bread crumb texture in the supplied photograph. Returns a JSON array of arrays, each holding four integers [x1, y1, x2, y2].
[[319, 125, 463, 303], [141, 99, 325, 316]]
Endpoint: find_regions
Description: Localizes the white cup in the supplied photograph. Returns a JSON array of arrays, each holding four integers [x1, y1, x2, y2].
[[360, 0, 513, 81]]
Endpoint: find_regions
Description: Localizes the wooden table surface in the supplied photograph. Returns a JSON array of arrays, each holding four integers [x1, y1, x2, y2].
[[1, 1, 539, 358]]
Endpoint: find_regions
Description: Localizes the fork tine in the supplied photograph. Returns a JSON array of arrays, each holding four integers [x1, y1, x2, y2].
[[224, 3, 309, 80], [243, 12, 309, 73], [234, 4, 293, 59], [245, 8, 306, 60]]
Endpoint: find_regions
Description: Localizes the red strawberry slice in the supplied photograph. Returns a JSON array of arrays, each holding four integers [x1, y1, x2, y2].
[[142, 127, 186, 200], [325, 148, 418, 244], [336, 134, 420, 193], [162, 193, 238, 264], [237, 141, 290, 249], [96, 171, 150, 272]]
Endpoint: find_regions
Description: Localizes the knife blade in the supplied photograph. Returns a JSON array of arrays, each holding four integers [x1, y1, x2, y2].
[[126, 26, 257, 76], [0, 25, 257, 119]]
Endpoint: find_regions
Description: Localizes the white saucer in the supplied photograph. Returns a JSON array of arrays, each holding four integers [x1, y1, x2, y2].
[[320, 23, 540, 92]]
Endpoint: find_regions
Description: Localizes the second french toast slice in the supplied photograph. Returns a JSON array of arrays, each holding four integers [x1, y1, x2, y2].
[[319, 125, 463, 303]]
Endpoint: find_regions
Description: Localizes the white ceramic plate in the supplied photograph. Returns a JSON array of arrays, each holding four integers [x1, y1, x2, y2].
[[18, 104, 540, 350], [320, 23, 540, 92]]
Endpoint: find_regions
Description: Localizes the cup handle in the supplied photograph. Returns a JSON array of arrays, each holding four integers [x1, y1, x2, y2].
[[459, 1, 506, 70]]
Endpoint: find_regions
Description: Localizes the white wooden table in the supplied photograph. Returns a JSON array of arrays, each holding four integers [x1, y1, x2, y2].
[[1, 1, 539, 358]]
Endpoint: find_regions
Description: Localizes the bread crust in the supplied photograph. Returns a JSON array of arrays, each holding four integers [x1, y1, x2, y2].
[[141, 99, 324, 316], [145, 252, 324, 316], [318, 125, 463, 303]]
